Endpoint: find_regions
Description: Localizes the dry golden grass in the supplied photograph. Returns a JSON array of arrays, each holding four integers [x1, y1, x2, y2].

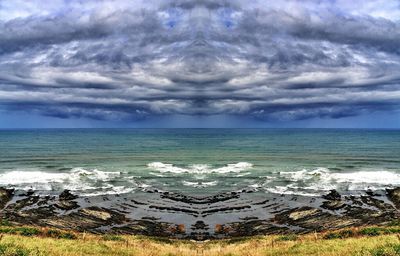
[[0, 227, 399, 256]]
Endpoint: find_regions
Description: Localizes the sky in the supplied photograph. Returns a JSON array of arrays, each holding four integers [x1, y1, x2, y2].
[[0, 0, 400, 128]]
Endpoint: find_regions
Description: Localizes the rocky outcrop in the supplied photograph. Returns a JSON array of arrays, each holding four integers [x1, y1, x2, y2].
[[59, 190, 78, 201], [0, 187, 399, 240], [321, 200, 346, 210], [386, 188, 400, 209], [0, 188, 14, 209], [54, 190, 80, 210], [44, 206, 128, 232], [323, 190, 341, 201], [321, 190, 345, 210]]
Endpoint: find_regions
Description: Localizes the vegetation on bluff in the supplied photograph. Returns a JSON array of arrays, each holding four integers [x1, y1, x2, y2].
[[0, 223, 400, 256]]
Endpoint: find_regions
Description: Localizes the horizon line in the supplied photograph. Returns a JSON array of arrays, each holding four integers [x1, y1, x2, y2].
[[0, 127, 399, 130]]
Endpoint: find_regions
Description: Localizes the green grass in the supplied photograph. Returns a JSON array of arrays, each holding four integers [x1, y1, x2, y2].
[[0, 220, 12, 227], [102, 235, 125, 242], [324, 229, 355, 239], [46, 229, 62, 238], [225, 236, 254, 244], [323, 226, 400, 240], [58, 233, 77, 240], [0, 225, 399, 255], [0, 243, 38, 256], [276, 234, 299, 241], [366, 243, 400, 256], [360, 227, 382, 237], [18, 228, 41, 237], [388, 220, 400, 226], [0, 226, 75, 239]]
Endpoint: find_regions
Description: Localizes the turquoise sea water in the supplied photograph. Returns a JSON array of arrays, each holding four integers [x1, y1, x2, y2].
[[0, 129, 399, 196]]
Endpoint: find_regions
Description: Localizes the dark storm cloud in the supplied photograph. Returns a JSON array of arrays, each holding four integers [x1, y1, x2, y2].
[[0, 0, 400, 121]]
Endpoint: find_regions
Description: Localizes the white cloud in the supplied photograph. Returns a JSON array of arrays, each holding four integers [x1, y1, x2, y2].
[[0, 0, 399, 121]]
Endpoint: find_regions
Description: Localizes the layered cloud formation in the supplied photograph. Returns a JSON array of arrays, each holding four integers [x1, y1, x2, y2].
[[0, 0, 400, 122]]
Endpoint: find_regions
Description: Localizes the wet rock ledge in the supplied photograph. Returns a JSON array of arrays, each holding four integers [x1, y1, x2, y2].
[[0, 187, 399, 241]]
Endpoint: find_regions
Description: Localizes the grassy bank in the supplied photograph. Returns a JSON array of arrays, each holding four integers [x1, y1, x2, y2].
[[0, 225, 400, 256]]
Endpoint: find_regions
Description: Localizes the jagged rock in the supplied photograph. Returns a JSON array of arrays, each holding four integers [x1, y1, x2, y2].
[[59, 190, 78, 201], [12, 196, 40, 210], [0, 187, 14, 209], [44, 207, 127, 232], [55, 190, 79, 210], [192, 221, 208, 230], [17, 206, 57, 222], [366, 190, 381, 196], [160, 191, 239, 204], [323, 190, 341, 201], [21, 190, 35, 197], [2, 187, 400, 240], [80, 207, 127, 224], [321, 200, 346, 210], [288, 207, 319, 220], [360, 196, 391, 211], [386, 188, 400, 208], [55, 200, 80, 210], [275, 206, 358, 231], [80, 207, 112, 221]]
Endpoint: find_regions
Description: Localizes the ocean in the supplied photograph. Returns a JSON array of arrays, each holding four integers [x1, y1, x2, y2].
[[0, 129, 399, 197]]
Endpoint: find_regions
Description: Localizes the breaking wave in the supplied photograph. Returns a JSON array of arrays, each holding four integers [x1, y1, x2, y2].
[[1, 164, 398, 197], [147, 162, 253, 174], [182, 180, 218, 188], [0, 168, 136, 195], [258, 167, 400, 195]]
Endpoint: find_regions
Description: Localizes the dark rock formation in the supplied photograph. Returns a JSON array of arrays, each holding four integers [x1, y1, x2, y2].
[[55, 200, 80, 210], [321, 200, 346, 210], [323, 190, 341, 201], [59, 190, 78, 201], [386, 188, 400, 209], [55, 190, 80, 210], [0, 188, 14, 209], [0, 186, 399, 240]]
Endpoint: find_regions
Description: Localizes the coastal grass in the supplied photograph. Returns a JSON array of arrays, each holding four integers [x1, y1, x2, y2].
[[0, 225, 400, 255]]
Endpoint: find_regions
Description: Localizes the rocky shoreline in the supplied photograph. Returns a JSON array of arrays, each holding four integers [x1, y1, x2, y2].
[[0, 187, 399, 241]]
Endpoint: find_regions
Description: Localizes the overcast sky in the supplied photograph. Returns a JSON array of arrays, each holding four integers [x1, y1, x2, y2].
[[1, 0, 400, 128]]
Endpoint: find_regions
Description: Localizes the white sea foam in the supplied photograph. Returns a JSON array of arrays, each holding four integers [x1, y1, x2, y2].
[[0, 171, 66, 185], [329, 171, 400, 185], [281, 168, 400, 186], [264, 168, 400, 195], [69, 168, 121, 183], [182, 180, 218, 188], [264, 186, 320, 197], [280, 167, 330, 181], [147, 162, 253, 174], [212, 162, 253, 174], [0, 168, 128, 194], [147, 162, 189, 174]]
